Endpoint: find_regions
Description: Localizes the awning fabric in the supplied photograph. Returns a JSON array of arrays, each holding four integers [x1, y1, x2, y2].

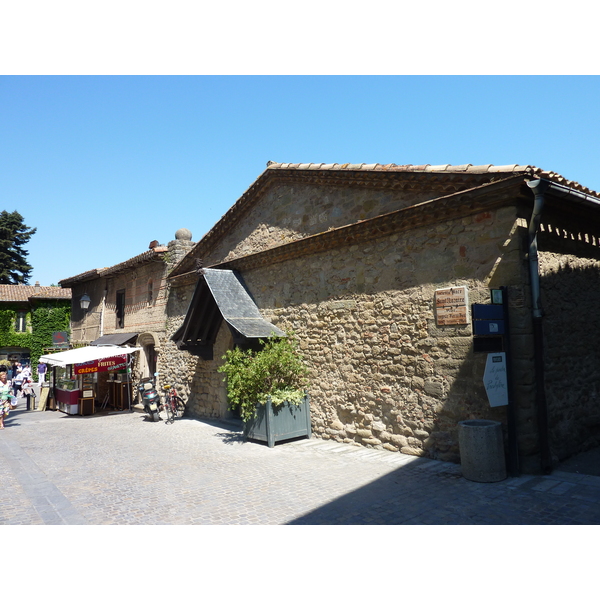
[[39, 345, 141, 367], [90, 333, 139, 346]]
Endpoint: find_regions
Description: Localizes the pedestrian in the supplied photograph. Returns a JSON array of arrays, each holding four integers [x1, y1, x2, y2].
[[13, 365, 23, 399], [22, 377, 34, 411], [38, 362, 47, 383], [0, 366, 13, 429]]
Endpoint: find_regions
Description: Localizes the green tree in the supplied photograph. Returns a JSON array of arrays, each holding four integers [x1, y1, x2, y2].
[[0, 211, 36, 284]]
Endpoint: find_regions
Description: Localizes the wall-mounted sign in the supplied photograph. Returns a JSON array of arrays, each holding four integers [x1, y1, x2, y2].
[[483, 352, 509, 407], [74, 355, 128, 375], [52, 331, 70, 348], [491, 289, 503, 304], [435, 286, 469, 326], [473, 320, 506, 335]]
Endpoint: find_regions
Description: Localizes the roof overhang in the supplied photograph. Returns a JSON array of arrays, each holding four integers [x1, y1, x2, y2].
[[172, 269, 284, 358], [204, 269, 285, 338], [90, 333, 139, 346]]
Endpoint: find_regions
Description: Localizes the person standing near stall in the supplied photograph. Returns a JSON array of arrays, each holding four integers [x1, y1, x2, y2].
[[38, 362, 47, 383], [22, 376, 34, 411], [12, 364, 23, 400], [0, 366, 13, 429]]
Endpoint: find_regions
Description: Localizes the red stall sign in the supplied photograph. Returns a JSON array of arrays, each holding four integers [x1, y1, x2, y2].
[[74, 355, 128, 375]]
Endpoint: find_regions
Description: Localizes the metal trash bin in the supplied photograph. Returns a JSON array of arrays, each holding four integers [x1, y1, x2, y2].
[[458, 420, 507, 482]]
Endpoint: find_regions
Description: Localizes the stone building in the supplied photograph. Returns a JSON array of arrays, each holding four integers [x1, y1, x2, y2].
[[59, 230, 194, 381], [161, 162, 600, 475]]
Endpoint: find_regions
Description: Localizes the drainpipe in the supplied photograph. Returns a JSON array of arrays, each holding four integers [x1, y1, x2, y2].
[[99, 288, 107, 337], [526, 179, 552, 474]]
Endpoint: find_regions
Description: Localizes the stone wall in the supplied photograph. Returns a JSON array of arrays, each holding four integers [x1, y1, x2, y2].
[[160, 278, 232, 420], [204, 182, 440, 267], [161, 203, 540, 467], [242, 207, 530, 463], [539, 250, 600, 461]]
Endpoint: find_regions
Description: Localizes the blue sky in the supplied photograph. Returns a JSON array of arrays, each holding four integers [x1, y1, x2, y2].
[[2, 75, 600, 286]]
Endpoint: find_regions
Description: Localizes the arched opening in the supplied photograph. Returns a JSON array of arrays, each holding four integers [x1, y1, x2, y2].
[[137, 332, 160, 380]]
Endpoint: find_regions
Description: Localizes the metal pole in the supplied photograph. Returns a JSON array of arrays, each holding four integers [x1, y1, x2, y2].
[[127, 355, 132, 412]]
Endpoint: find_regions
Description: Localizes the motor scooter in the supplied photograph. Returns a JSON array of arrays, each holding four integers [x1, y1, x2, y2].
[[138, 377, 161, 422]]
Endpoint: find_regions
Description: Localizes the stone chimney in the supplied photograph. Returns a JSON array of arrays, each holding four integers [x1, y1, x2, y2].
[[167, 228, 195, 269]]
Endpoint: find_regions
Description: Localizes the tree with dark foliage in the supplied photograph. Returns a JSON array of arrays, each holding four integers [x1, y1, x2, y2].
[[0, 211, 37, 284]]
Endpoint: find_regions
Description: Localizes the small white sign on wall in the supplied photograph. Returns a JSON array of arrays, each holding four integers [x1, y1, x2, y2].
[[483, 352, 509, 407]]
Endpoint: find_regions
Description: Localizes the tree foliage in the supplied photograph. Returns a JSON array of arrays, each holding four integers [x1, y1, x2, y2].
[[0, 211, 36, 284]]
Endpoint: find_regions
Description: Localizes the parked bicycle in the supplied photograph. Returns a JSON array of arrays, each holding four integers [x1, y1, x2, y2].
[[162, 384, 185, 424]]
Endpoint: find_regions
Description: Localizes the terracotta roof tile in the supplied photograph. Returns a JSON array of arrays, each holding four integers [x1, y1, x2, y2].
[[0, 284, 71, 302], [263, 162, 599, 197], [59, 246, 169, 286], [168, 161, 600, 280], [58, 268, 107, 286], [466, 164, 493, 173]]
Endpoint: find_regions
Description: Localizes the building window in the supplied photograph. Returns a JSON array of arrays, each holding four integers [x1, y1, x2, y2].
[[116, 289, 125, 329], [147, 280, 153, 305], [15, 311, 27, 332]]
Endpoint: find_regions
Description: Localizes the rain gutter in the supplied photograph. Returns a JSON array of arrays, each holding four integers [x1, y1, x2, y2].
[[525, 179, 552, 474], [526, 178, 600, 473]]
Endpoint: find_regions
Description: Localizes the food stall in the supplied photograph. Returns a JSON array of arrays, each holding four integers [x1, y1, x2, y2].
[[39, 345, 140, 415]]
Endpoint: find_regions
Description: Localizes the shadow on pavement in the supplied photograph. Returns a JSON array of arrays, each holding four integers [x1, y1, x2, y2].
[[555, 446, 600, 477], [286, 466, 471, 525], [215, 431, 245, 445]]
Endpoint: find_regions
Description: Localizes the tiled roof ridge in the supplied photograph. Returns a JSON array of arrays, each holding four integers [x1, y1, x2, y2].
[[59, 268, 107, 286], [265, 162, 599, 197], [102, 246, 168, 276], [167, 161, 599, 279], [59, 246, 168, 285], [29, 289, 73, 298]]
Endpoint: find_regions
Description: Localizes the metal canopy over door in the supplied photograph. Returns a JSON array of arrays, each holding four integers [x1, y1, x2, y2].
[[90, 333, 139, 346], [172, 268, 285, 358]]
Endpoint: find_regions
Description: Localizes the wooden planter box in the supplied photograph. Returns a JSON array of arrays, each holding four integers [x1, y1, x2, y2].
[[244, 393, 311, 448]]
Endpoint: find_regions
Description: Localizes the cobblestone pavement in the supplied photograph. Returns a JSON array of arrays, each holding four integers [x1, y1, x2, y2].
[[1, 404, 600, 525]]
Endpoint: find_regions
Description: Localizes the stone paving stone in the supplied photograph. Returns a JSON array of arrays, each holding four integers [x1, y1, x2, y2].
[[547, 481, 577, 495], [548, 471, 588, 484], [579, 476, 600, 489], [531, 478, 563, 492], [2, 407, 600, 525]]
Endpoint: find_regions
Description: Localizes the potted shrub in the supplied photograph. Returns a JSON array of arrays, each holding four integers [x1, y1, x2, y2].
[[218, 333, 311, 447]]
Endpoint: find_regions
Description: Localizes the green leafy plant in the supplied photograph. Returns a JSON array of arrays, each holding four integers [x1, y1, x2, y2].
[[218, 333, 309, 422], [0, 301, 70, 381]]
